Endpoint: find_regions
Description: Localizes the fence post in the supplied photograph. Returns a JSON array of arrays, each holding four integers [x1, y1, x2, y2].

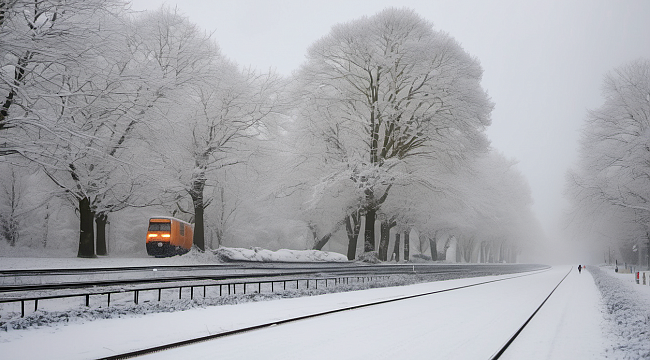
[[34, 299, 38, 312], [108, 293, 111, 307]]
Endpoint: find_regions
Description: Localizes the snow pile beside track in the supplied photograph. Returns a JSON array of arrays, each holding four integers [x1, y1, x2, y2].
[[214, 247, 348, 262], [588, 266, 650, 359]]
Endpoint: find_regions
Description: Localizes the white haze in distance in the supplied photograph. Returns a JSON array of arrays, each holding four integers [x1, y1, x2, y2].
[[129, 0, 650, 264]]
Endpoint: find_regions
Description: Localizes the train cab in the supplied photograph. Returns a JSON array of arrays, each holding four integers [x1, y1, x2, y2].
[[146, 217, 194, 257]]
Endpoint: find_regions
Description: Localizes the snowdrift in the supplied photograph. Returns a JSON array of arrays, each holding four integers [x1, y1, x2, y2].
[[214, 247, 348, 262]]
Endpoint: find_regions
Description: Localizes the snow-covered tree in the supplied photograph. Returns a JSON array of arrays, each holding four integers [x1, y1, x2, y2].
[[379, 150, 537, 263], [465, 152, 538, 263], [29, 7, 179, 257], [293, 8, 492, 256], [566, 59, 650, 266], [136, 8, 285, 251], [0, 0, 129, 157]]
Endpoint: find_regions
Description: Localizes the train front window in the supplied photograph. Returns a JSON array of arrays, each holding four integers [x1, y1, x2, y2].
[[148, 222, 171, 231]]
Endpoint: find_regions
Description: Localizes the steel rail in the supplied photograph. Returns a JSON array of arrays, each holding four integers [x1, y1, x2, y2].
[[488, 267, 573, 359], [0, 266, 535, 303], [0, 263, 547, 294], [96, 269, 552, 360], [0, 262, 547, 275], [1, 264, 550, 319], [0, 267, 506, 303]]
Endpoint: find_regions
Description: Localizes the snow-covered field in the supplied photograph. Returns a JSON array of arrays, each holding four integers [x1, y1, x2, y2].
[[1, 261, 648, 359]]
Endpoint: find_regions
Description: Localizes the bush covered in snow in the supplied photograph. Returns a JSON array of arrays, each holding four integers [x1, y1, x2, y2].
[[588, 266, 650, 359], [356, 251, 380, 263], [213, 247, 348, 262]]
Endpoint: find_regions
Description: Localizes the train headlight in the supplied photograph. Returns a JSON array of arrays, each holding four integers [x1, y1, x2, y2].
[[148, 234, 157, 238], [161, 234, 171, 238]]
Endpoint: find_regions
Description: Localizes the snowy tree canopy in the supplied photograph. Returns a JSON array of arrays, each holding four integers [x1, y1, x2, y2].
[[292, 8, 493, 255], [566, 58, 650, 265], [0, 5, 542, 262]]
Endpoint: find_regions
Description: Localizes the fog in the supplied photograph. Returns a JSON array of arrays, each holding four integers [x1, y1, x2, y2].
[[127, 0, 650, 264], [0, 0, 650, 263]]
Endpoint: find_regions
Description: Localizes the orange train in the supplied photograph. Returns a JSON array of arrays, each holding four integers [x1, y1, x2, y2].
[[145, 217, 194, 257]]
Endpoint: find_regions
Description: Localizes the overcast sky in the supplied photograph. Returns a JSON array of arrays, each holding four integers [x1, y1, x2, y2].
[[129, 0, 650, 258]]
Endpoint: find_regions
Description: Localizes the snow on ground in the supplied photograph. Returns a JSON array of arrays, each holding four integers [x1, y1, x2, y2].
[[214, 247, 348, 262], [589, 266, 650, 359], [0, 267, 593, 359], [0, 250, 218, 270], [0, 247, 348, 270], [501, 265, 609, 360], [122, 267, 582, 360], [129, 267, 608, 360], [1, 262, 649, 359]]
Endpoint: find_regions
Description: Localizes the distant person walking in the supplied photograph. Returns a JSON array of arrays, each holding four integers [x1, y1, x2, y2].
[[578, 264, 582, 274]]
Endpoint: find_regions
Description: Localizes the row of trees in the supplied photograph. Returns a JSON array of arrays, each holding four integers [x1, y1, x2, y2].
[[566, 59, 650, 267], [283, 9, 538, 261], [1, 4, 540, 261]]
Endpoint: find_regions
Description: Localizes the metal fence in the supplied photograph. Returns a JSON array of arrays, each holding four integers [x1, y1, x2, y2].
[[1, 275, 391, 317]]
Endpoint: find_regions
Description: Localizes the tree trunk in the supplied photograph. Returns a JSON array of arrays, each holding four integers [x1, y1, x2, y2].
[[393, 233, 401, 262], [646, 232, 650, 269], [95, 213, 108, 256], [363, 207, 376, 252], [193, 201, 205, 251], [429, 237, 437, 261], [42, 204, 49, 248], [312, 233, 333, 250], [191, 179, 206, 251], [499, 241, 506, 263], [346, 212, 361, 260], [403, 230, 410, 262], [378, 221, 390, 261], [77, 197, 96, 258]]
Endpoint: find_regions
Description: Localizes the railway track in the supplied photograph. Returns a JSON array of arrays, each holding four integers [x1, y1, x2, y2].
[[0, 263, 548, 320], [488, 267, 571, 359], [0, 263, 546, 293], [95, 267, 568, 360]]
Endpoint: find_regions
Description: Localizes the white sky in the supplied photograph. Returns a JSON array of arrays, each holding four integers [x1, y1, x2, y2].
[[129, 0, 650, 251]]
